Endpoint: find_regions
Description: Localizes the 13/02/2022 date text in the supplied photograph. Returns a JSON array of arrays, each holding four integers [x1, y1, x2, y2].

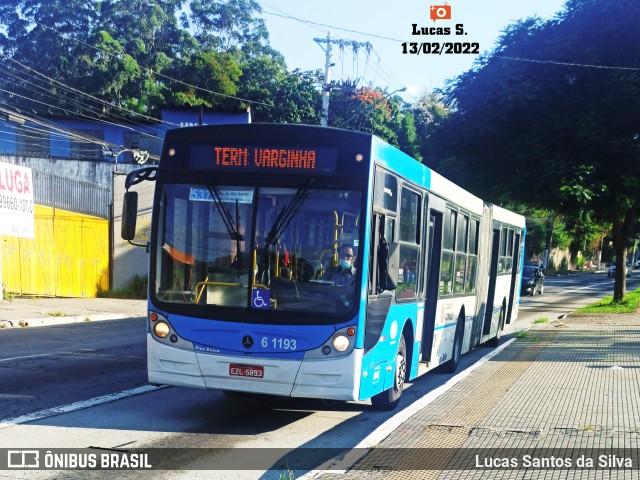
[[402, 42, 480, 55]]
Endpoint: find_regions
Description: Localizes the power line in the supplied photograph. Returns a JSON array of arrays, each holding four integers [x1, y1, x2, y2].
[[257, 1, 411, 99], [261, 9, 404, 43], [2, 53, 178, 131], [495, 55, 640, 71], [0, 105, 159, 163]]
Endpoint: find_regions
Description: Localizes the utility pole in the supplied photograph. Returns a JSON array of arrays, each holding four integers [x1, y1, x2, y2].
[[314, 33, 372, 127], [316, 32, 333, 127]]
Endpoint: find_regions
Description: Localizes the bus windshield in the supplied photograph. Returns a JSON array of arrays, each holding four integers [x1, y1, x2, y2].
[[154, 182, 362, 317]]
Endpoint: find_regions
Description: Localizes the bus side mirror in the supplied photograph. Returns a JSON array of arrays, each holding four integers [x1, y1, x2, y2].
[[121, 191, 138, 241]]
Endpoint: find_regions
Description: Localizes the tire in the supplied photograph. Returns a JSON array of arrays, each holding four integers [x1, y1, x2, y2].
[[441, 318, 463, 374], [371, 335, 406, 411], [486, 306, 505, 348]]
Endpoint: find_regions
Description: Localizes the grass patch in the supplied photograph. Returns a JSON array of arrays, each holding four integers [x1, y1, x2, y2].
[[2, 285, 15, 302], [533, 317, 549, 324], [47, 311, 71, 317], [513, 330, 540, 342], [576, 287, 640, 314], [98, 275, 147, 299]]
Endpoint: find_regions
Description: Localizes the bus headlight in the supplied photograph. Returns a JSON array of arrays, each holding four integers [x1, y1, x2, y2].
[[154, 321, 171, 338], [333, 334, 350, 352]]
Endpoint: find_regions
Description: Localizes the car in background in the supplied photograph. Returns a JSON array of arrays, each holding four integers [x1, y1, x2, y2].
[[525, 261, 546, 274], [608, 264, 631, 277], [522, 265, 545, 296], [635, 260, 640, 269]]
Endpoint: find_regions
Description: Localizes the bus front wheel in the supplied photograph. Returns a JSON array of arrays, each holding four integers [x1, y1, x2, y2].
[[371, 335, 406, 411]]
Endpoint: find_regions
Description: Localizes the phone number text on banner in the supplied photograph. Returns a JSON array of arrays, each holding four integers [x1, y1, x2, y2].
[[0, 162, 34, 239]]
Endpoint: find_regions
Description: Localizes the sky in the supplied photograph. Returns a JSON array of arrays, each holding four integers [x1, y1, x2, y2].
[[259, 0, 569, 102]]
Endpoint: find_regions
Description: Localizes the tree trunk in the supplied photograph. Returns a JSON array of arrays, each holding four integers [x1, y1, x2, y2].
[[611, 208, 636, 302], [613, 242, 627, 302]]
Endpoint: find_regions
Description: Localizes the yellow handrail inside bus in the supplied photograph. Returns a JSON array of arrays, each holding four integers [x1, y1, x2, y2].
[[194, 280, 244, 303]]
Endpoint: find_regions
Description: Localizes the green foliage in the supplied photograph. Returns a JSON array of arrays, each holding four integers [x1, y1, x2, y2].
[[2, 284, 15, 302], [98, 275, 148, 299], [577, 288, 640, 314], [432, 0, 640, 298], [413, 92, 451, 167], [328, 87, 416, 155], [559, 258, 569, 273], [0, 0, 322, 123]]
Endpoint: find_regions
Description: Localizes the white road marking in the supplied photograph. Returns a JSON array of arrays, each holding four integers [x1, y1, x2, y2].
[[303, 338, 516, 476], [0, 385, 167, 429], [0, 353, 67, 363], [559, 282, 612, 294]]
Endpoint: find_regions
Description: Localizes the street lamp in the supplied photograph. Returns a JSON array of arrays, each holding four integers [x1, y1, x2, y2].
[[104, 146, 150, 172]]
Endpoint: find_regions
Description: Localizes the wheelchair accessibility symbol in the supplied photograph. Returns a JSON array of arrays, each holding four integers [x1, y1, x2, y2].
[[252, 289, 270, 309]]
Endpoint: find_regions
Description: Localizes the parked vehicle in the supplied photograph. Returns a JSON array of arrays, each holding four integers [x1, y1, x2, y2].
[[522, 266, 544, 296], [525, 261, 545, 274], [608, 264, 631, 277]]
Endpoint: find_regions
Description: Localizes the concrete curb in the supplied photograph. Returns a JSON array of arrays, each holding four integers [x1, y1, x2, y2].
[[0, 313, 144, 329]]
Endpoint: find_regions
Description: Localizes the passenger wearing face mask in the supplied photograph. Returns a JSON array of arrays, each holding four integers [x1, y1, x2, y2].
[[322, 244, 356, 286]]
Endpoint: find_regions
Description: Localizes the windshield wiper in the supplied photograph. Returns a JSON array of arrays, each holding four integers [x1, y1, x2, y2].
[[258, 178, 315, 286], [264, 178, 314, 249], [204, 176, 244, 275]]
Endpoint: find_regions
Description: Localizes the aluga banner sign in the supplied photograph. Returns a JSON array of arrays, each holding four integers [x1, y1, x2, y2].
[[0, 162, 34, 238]]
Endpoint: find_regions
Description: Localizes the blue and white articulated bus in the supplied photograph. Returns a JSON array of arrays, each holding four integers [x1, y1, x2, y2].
[[121, 124, 525, 410]]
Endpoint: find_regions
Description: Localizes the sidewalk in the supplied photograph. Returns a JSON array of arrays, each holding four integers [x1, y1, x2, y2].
[[0, 297, 146, 328], [310, 312, 640, 479]]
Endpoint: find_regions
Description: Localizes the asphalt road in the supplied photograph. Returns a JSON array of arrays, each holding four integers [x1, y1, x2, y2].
[[0, 272, 635, 479]]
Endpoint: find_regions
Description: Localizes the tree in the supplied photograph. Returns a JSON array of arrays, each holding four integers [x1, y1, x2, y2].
[[328, 87, 417, 155], [0, 0, 99, 110], [413, 91, 450, 168], [435, 0, 640, 301], [0, 0, 323, 123], [187, 0, 269, 54]]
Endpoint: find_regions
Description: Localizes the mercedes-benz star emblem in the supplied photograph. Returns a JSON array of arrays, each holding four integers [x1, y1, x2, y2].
[[242, 336, 254, 348]]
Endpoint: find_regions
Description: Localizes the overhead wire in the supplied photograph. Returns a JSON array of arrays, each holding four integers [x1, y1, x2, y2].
[[258, 0, 414, 102], [495, 55, 640, 71], [1, 54, 175, 136], [1, 13, 279, 161]]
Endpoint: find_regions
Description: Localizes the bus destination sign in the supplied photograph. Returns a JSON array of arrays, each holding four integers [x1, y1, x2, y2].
[[189, 145, 338, 175]]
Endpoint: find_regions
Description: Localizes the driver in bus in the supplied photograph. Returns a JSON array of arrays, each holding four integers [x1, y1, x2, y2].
[[322, 244, 356, 286]]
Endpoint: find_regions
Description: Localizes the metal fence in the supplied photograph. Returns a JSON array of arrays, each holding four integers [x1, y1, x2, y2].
[[32, 168, 111, 219]]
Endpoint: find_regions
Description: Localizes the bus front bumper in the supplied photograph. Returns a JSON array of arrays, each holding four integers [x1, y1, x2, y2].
[[147, 335, 362, 401]]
